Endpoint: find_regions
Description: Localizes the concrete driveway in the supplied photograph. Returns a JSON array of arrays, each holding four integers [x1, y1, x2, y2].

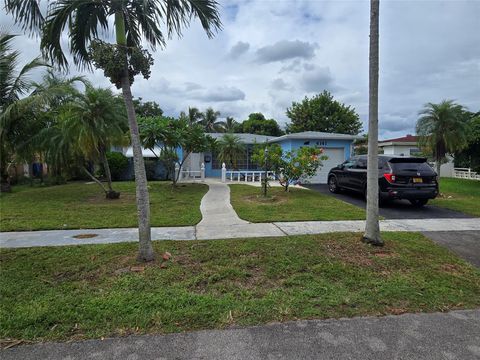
[[306, 184, 473, 220]]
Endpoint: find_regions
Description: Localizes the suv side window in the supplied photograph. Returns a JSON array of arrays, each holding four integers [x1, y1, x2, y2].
[[343, 157, 357, 169], [356, 158, 367, 169]]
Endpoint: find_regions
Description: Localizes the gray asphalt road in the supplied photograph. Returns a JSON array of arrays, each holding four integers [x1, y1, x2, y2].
[[307, 184, 473, 220], [3, 310, 480, 360], [423, 230, 480, 268]]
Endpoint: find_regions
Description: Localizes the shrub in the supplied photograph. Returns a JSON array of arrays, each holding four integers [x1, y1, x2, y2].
[[106, 152, 129, 181]]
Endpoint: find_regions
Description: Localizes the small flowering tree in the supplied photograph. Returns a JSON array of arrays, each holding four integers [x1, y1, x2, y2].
[[253, 144, 327, 193], [278, 147, 326, 192]]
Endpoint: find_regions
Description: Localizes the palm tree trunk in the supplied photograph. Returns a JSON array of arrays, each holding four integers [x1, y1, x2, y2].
[[115, 11, 154, 262], [100, 149, 114, 192], [82, 165, 107, 194], [363, 0, 383, 246], [436, 155, 441, 187]]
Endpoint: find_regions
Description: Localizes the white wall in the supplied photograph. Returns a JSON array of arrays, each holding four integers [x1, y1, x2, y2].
[[382, 145, 412, 156]]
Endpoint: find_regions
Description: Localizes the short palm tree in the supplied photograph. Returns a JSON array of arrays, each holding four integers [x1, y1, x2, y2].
[[216, 134, 245, 169], [64, 86, 128, 197], [201, 107, 224, 132], [416, 100, 469, 178], [0, 32, 45, 191], [5, 0, 222, 261]]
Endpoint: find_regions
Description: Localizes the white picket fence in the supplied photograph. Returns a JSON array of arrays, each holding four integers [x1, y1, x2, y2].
[[453, 168, 480, 180], [221, 163, 275, 183], [224, 170, 276, 183]]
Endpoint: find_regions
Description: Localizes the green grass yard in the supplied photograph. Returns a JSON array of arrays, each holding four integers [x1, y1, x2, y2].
[[0, 182, 208, 231], [431, 178, 480, 217], [229, 184, 366, 222], [1, 232, 479, 343]]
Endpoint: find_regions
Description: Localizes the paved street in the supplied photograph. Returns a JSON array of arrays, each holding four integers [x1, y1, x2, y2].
[[423, 230, 480, 268], [3, 309, 480, 360], [306, 184, 474, 219]]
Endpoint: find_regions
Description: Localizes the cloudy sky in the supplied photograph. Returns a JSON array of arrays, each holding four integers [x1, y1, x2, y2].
[[2, 0, 479, 139]]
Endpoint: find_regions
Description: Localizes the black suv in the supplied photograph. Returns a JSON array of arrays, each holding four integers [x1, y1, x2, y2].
[[327, 155, 439, 207]]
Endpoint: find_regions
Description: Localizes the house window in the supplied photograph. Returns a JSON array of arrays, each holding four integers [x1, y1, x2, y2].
[[211, 145, 261, 170]]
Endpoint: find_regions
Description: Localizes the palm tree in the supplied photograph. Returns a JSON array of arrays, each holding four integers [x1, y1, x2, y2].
[[5, 0, 222, 262], [63, 86, 128, 197], [216, 134, 245, 169], [0, 32, 45, 192], [179, 107, 203, 125], [223, 116, 239, 133], [416, 100, 469, 179], [201, 107, 224, 132], [363, 0, 383, 246]]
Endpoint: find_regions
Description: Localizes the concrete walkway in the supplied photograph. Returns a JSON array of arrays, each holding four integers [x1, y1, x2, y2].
[[3, 309, 480, 359], [196, 181, 284, 239], [1, 180, 479, 248], [1, 218, 479, 248]]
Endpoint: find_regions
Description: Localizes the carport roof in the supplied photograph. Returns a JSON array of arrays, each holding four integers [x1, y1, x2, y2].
[[268, 131, 362, 143]]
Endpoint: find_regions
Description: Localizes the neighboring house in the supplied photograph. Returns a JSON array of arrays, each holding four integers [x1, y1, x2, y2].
[[119, 131, 359, 184], [378, 134, 454, 177], [378, 134, 422, 156]]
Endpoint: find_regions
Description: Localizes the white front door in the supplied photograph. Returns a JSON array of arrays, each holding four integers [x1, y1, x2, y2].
[[307, 148, 345, 184]]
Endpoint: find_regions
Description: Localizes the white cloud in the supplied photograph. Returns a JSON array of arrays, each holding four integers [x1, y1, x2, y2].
[[1, 0, 479, 137]]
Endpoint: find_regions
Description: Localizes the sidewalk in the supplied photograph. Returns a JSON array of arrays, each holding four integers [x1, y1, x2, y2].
[[2, 309, 480, 359], [1, 181, 479, 248]]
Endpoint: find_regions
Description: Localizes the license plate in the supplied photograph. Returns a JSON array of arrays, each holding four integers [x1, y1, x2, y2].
[[413, 177, 423, 183]]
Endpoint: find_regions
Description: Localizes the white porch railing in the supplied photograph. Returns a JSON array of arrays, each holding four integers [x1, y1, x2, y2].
[[225, 170, 276, 183], [453, 168, 480, 180], [221, 163, 275, 183], [176, 163, 205, 182]]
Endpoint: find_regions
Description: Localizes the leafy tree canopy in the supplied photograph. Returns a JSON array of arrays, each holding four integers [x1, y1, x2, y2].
[[239, 112, 284, 136], [133, 97, 163, 118], [138, 116, 212, 185], [454, 110, 480, 172], [286, 91, 362, 135]]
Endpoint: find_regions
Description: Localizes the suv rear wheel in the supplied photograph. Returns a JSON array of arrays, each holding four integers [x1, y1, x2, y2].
[[409, 199, 428, 207], [328, 176, 340, 193]]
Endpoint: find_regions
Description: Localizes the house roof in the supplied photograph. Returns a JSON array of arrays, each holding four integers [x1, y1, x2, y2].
[[208, 133, 274, 144], [379, 134, 419, 147], [268, 131, 361, 143]]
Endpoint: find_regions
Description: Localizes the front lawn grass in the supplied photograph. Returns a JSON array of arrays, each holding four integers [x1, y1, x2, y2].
[[229, 184, 365, 222], [431, 178, 480, 217], [0, 182, 208, 231], [1, 232, 479, 342]]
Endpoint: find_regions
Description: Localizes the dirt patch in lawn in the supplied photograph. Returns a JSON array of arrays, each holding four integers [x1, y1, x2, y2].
[[242, 195, 288, 205], [72, 233, 98, 239]]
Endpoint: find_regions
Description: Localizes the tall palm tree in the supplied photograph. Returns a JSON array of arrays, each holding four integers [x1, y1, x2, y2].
[[216, 133, 245, 169], [223, 116, 239, 133], [0, 32, 45, 192], [179, 106, 203, 125], [416, 100, 469, 179], [64, 86, 128, 197], [201, 107, 224, 132], [5, 0, 222, 261], [363, 0, 383, 246]]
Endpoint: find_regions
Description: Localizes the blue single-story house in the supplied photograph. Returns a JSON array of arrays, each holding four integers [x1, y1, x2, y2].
[[120, 131, 360, 184]]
